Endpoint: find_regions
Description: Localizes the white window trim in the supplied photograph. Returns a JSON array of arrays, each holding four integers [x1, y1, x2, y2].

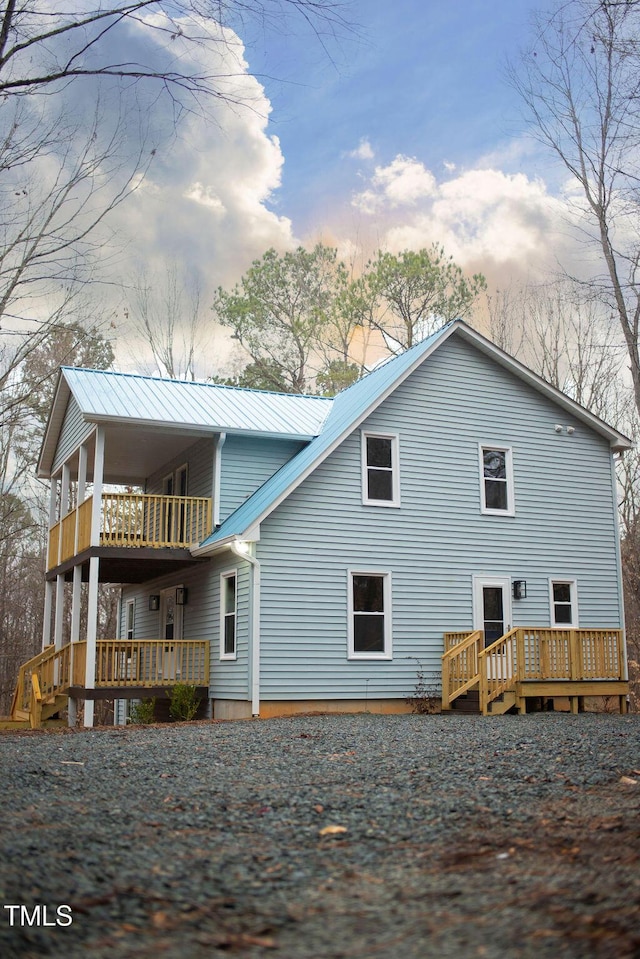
[[220, 569, 238, 661], [361, 431, 401, 507], [549, 578, 579, 627], [479, 444, 515, 516], [347, 569, 393, 661], [125, 598, 135, 640]]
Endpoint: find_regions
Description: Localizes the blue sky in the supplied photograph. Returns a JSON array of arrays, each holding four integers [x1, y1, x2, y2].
[[86, 0, 585, 370], [242, 0, 540, 234]]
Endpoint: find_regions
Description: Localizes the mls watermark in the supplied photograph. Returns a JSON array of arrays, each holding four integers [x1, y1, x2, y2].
[[4, 904, 73, 927]]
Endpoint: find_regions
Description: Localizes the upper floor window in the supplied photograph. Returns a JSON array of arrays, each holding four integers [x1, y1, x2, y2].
[[361, 432, 400, 507], [348, 570, 392, 660], [550, 579, 578, 626], [479, 445, 514, 515]]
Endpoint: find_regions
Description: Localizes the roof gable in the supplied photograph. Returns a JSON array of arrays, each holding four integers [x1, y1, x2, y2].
[[195, 320, 632, 552]]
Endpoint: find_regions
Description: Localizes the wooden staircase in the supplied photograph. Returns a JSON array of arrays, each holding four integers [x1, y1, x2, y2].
[[10, 646, 71, 728], [442, 627, 629, 715]]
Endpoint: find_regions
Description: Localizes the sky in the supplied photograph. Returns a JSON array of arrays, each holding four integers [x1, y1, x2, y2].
[[88, 0, 590, 371]]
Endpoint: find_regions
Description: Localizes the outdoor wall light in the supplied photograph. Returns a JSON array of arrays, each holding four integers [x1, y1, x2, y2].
[[234, 540, 250, 554], [175, 587, 188, 606], [554, 424, 563, 433], [513, 580, 527, 600], [149, 595, 160, 611]]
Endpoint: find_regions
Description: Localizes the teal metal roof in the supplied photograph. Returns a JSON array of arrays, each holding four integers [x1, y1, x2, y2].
[[60, 367, 332, 439], [196, 322, 456, 550]]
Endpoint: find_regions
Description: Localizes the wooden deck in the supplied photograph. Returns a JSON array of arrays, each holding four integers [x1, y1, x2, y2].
[[442, 628, 629, 715], [11, 639, 210, 727], [47, 493, 212, 571]]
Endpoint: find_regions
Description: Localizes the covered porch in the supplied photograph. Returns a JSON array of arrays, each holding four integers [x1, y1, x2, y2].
[[10, 639, 210, 728], [442, 628, 629, 715]]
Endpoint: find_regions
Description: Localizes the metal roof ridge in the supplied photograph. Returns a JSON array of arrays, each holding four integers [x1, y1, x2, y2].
[[61, 366, 332, 403]]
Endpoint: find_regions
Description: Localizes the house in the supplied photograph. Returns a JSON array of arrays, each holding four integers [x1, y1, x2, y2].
[[11, 320, 632, 726]]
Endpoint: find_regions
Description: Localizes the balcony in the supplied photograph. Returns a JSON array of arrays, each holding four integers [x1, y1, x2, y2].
[[47, 493, 212, 571]]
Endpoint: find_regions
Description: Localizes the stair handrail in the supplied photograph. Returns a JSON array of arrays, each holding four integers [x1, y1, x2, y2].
[[478, 627, 520, 715], [441, 630, 482, 709], [10, 642, 72, 720]]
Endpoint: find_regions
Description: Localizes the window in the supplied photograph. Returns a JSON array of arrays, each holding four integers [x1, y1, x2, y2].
[[220, 571, 237, 659], [479, 445, 514, 515], [348, 571, 392, 660], [125, 600, 135, 640], [550, 579, 578, 626], [361, 432, 400, 506]]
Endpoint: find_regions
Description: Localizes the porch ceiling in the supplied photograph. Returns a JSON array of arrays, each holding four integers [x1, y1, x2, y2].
[[65, 424, 213, 485]]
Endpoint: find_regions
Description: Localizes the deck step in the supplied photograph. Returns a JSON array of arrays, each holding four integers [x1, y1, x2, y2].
[[487, 690, 517, 715], [450, 690, 480, 714]]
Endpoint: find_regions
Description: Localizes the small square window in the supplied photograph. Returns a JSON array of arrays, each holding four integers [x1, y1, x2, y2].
[[362, 432, 400, 507], [550, 579, 578, 626]]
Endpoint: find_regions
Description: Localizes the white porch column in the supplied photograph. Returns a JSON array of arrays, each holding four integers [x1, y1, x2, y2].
[[84, 429, 105, 728], [42, 478, 58, 649], [83, 555, 99, 728], [54, 574, 65, 650], [42, 580, 54, 650], [68, 443, 88, 727], [90, 427, 104, 546]]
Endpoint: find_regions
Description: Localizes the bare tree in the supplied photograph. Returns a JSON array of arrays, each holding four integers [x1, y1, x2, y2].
[[512, 0, 640, 415], [488, 279, 624, 419], [126, 262, 210, 379]]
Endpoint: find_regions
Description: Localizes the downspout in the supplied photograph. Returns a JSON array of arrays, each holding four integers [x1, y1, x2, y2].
[[230, 540, 261, 717], [213, 432, 226, 528]]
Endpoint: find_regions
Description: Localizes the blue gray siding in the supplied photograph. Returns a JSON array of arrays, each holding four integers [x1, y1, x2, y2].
[[254, 333, 622, 701], [219, 435, 305, 523], [146, 437, 214, 498], [119, 554, 251, 702], [51, 396, 94, 474]]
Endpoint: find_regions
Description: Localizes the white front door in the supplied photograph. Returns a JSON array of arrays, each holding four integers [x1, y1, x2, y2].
[[160, 587, 183, 680], [473, 576, 512, 648]]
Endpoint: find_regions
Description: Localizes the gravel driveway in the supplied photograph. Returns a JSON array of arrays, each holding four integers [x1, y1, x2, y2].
[[1, 713, 639, 959]]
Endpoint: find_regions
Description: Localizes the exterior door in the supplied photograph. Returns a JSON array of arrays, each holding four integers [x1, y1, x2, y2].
[[473, 576, 511, 647], [160, 587, 183, 679]]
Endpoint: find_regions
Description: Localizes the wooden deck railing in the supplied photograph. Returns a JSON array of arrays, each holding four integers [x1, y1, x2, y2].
[[441, 630, 482, 708], [11, 640, 210, 723], [11, 643, 72, 718], [47, 493, 212, 569], [442, 627, 626, 715], [89, 639, 209, 687]]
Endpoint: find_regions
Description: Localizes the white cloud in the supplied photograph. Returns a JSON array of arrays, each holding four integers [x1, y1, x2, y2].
[[348, 138, 375, 160], [61, 11, 297, 337], [353, 155, 438, 214], [350, 157, 577, 284]]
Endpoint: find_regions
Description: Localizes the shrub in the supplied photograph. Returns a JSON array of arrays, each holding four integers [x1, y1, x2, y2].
[[405, 666, 441, 714], [168, 683, 201, 721], [129, 698, 156, 724]]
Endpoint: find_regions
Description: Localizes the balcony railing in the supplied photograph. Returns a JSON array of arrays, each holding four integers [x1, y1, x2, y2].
[[11, 639, 210, 723], [48, 493, 212, 569]]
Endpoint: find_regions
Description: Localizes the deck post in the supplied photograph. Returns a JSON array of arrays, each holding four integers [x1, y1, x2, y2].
[[90, 427, 105, 546], [42, 580, 54, 650], [83, 556, 100, 728]]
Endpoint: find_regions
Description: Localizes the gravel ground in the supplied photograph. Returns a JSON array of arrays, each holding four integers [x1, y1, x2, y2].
[[0, 713, 639, 959]]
